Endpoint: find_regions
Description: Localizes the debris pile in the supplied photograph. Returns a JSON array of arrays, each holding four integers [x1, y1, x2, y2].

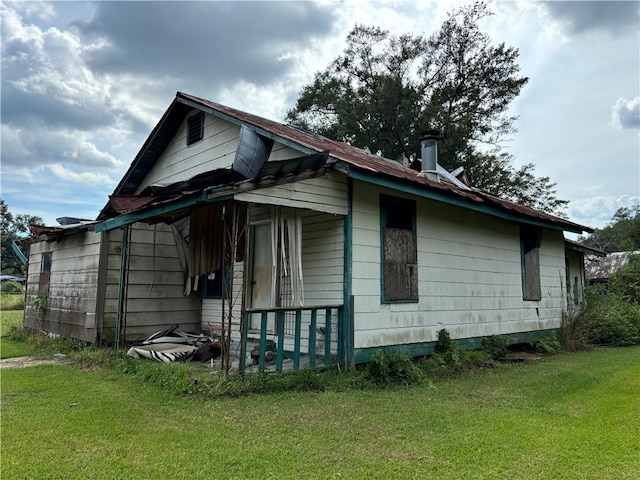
[[126, 325, 219, 363]]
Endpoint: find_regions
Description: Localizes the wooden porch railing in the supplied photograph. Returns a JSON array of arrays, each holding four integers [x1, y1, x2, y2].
[[240, 304, 344, 373]]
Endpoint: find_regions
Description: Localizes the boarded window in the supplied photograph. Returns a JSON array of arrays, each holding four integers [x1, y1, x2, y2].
[[381, 195, 418, 302], [520, 226, 541, 301], [186, 111, 204, 146]]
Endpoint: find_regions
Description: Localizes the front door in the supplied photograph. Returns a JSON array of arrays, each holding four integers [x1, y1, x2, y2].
[[249, 223, 274, 329]]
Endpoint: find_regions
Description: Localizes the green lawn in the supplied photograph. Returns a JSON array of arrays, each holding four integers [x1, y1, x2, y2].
[[0, 309, 33, 359], [2, 346, 638, 479]]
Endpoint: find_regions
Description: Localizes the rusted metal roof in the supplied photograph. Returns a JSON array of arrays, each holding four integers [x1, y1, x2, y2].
[[585, 251, 640, 280], [564, 239, 606, 257], [176, 92, 590, 233], [26, 221, 98, 243], [98, 91, 590, 233]]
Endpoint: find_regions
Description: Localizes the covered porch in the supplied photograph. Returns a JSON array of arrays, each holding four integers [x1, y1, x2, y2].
[[97, 158, 352, 372]]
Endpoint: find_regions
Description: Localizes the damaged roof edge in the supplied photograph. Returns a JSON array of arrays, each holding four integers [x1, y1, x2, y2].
[[97, 91, 592, 236], [176, 94, 317, 157], [94, 191, 232, 233], [97, 98, 191, 220], [344, 164, 590, 234]]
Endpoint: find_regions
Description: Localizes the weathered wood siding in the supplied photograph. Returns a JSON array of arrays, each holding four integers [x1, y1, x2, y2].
[[24, 231, 103, 343], [235, 172, 348, 215], [103, 222, 201, 343], [351, 181, 568, 350], [137, 110, 307, 192]]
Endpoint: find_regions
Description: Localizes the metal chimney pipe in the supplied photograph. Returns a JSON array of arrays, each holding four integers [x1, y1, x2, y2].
[[419, 129, 440, 182]]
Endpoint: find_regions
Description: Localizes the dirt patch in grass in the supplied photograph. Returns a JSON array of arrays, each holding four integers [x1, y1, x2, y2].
[[0, 356, 64, 369]]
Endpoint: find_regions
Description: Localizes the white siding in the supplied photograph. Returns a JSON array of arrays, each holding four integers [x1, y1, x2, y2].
[[351, 181, 568, 349], [24, 231, 103, 342], [241, 210, 345, 354], [201, 260, 245, 343], [301, 210, 344, 305], [137, 110, 309, 193], [565, 248, 585, 308], [103, 222, 201, 342], [235, 172, 348, 215], [139, 113, 240, 191]]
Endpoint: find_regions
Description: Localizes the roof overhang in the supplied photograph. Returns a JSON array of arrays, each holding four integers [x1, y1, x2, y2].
[[23, 221, 98, 244], [95, 153, 330, 233], [97, 91, 593, 237], [341, 163, 591, 234], [565, 239, 606, 257]]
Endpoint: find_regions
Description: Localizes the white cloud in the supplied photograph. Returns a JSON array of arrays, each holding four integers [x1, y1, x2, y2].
[[611, 97, 640, 130], [48, 164, 114, 185], [1, 123, 120, 170], [1, 0, 638, 232], [1, 3, 142, 173], [568, 194, 640, 228]]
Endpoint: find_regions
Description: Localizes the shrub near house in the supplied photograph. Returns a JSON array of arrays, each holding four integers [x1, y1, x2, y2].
[[567, 255, 640, 347]]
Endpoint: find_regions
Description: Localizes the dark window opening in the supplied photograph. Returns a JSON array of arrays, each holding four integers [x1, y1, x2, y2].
[[520, 226, 541, 301], [41, 252, 52, 273], [381, 195, 418, 302], [187, 111, 204, 146], [200, 265, 230, 299], [39, 252, 52, 296]]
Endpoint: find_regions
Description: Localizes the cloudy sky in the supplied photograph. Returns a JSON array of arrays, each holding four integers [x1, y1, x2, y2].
[[1, 1, 639, 234]]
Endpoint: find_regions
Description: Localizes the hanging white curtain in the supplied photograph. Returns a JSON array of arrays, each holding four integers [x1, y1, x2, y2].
[[270, 207, 304, 307]]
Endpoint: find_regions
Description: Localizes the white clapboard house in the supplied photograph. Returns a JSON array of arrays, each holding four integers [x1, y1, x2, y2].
[[23, 92, 595, 370]]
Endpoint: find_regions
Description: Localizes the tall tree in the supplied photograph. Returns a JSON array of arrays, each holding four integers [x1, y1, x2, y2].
[[287, 2, 568, 214], [1, 198, 43, 275], [579, 206, 640, 252]]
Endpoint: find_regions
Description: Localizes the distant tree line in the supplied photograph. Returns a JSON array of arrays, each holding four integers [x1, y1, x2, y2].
[[1, 198, 42, 276], [579, 206, 640, 253]]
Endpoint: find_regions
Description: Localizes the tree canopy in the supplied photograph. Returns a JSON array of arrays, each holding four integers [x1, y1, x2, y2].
[[1, 198, 42, 275], [579, 206, 640, 253], [286, 2, 568, 214]]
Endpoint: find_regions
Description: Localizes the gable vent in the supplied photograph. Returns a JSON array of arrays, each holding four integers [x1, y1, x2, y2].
[[186, 111, 204, 146]]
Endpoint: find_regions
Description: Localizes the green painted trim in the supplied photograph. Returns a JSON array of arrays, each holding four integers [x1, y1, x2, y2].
[[95, 192, 232, 232], [10, 241, 28, 265], [276, 311, 285, 372], [347, 168, 584, 234], [259, 312, 268, 373], [520, 231, 527, 298], [293, 310, 302, 370], [353, 328, 559, 364], [342, 178, 354, 367], [337, 307, 344, 366], [309, 310, 318, 369], [379, 194, 385, 305], [240, 312, 249, 372], [324, 308, 332, 366]]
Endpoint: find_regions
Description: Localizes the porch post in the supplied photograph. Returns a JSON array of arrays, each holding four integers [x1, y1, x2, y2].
[[115, 226, 130, 352], [342, 178, 354, 367]]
